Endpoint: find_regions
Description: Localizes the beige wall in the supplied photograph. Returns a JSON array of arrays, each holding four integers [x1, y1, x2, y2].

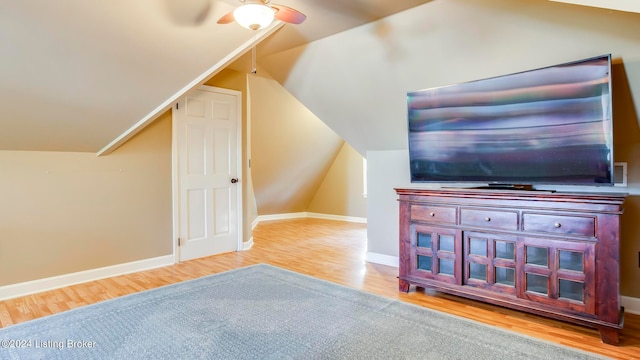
[[0, 66, 365, 288], [308, 142, 367, 218], [0, 111, 173, 286], [248, 74, 345, 215]]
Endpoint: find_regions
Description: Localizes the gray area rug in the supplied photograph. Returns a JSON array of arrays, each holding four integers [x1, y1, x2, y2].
[[0, 264, 606, 360]]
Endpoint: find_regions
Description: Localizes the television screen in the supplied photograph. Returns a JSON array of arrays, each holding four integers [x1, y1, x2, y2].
[[407, 54, 613, 186]]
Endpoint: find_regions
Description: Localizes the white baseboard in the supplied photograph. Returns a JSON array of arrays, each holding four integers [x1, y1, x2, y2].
[[365, 252, 399, 267], [256, 212, 308, 222], [622, 296, 640, 315], [242, 237, 254, 251], [307, 212, 367, 224], [256, 212, 367, 224], [0, 255, 175, 301]]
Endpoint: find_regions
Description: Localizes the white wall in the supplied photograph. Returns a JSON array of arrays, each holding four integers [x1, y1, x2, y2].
[[366, 150, 409, 259]]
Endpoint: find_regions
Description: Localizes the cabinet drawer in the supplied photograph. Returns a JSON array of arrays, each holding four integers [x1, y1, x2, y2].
[[411, 205, 457, 224], [523, 213, 595, 237], [460, 208, 518, 231]]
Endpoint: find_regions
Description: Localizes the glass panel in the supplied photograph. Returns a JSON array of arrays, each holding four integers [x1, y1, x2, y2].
[[439, 259, 454, 276], [559, 279, 584, 302], [526, 273, 548, 295], [439, 234, 455, 252], [526, 246, 548, 267], [417, 233, 432, 248], [469, 238, 487, 256], [559, 251, 583, 272], [495, 267, 515, 286], [469, 263, 486, 281], [495, 241, 515, 260], [417, 255, 432, 271]]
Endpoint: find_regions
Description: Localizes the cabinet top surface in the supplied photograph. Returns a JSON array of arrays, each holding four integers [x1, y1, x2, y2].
[[395, 187, 627, 205]]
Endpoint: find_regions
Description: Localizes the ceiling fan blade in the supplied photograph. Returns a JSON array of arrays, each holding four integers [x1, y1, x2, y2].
[[217, 11, 235, 24], [270, 5, 306, 24]]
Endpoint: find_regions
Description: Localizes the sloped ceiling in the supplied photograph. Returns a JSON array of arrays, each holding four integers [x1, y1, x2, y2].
[[0, 0, 284, 153], [550, 0, 640, 12], [260, 0, 640, 156], [0, 0, 433, 153], [1, 0, 636, 154]]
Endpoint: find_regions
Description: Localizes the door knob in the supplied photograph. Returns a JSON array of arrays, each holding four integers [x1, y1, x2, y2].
[[230, 178, 238, 184]]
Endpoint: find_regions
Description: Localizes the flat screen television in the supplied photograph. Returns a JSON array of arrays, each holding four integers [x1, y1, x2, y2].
[[407, 54, 614, 187]]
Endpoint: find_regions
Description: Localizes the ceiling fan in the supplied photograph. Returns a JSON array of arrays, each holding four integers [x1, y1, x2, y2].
[[217, 0, 306, 30]]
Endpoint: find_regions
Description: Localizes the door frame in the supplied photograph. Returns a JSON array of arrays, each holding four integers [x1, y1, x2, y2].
[[171, 85, 243, 263]]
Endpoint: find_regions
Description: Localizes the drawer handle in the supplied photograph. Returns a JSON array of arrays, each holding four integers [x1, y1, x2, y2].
[[554, 222, 562, 228], [485, 217, 491, 222], [429, 212, 435, 217]]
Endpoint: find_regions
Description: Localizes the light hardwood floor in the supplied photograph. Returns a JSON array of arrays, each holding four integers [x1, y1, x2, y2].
[[0, 218, 638, 358]]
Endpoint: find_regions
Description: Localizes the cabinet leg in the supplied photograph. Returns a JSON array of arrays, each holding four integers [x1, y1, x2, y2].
[[399, 279, 410, 293], [598, 327, 619, 345]]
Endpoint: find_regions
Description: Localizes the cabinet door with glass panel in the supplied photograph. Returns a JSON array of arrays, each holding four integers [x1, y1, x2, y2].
[[519, 237, 596, 314], [463, 231, 518, 297], [410, 224, 463, 285]]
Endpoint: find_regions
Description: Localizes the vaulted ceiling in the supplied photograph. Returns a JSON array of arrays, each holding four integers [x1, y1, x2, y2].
[[1, 0, 638, 154]]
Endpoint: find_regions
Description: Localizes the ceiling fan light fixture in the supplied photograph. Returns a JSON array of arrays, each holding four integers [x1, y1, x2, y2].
[[233, 4, 275, 30]]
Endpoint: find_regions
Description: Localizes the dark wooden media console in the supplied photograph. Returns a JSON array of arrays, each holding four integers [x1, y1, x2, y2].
[[396, 188, 626, 345]]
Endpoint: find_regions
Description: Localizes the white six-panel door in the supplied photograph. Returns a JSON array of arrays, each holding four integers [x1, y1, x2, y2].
[[175, 86, 241, 261]]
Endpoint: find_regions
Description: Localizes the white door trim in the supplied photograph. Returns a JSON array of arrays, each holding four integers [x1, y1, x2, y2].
[[171, 104, 179, 263], [171, 85, 243, 262]]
